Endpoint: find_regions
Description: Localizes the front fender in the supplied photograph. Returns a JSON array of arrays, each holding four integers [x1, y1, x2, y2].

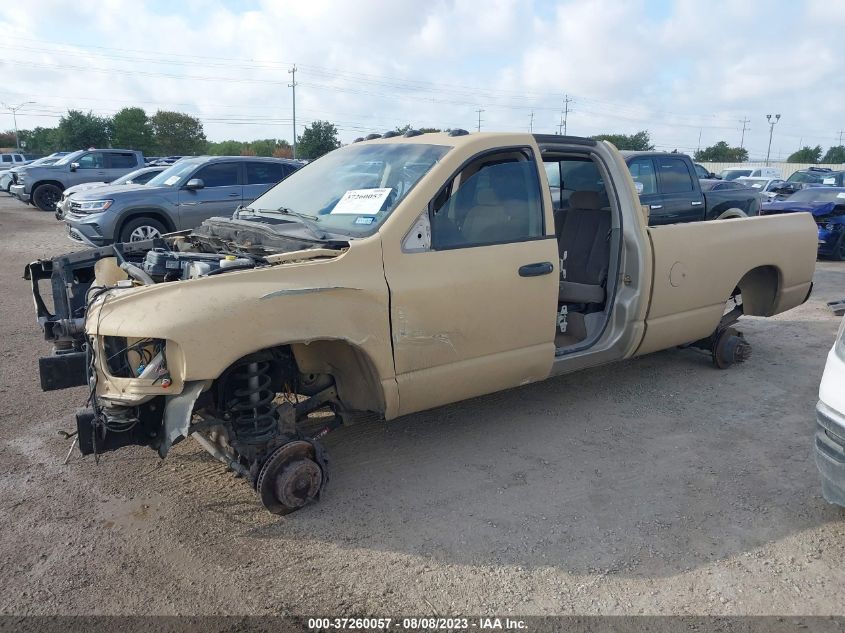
[[87, 236, 396, 411]]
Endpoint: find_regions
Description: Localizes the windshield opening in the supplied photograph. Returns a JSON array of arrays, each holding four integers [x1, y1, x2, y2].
[[55, 150, 86, 166], [786, 188, 845, 203], [788, 171, 826, 184], [146, 161, 199, 187], [247, 143, 451, 235], [738, 178, 768, 189], [719, 169, 752, 180]]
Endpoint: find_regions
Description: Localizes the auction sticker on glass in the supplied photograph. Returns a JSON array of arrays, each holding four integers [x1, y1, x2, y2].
[[331, 188, 392, 214]]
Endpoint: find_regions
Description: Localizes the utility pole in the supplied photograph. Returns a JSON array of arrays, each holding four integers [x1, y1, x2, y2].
[[476, 108, 484, 132], [288, 65, 297, 159], [2, 101, 35, 150], [739, 117, 750, 150], [765, 113, 781, 166], [529, 111, 534, 133], [557, 94, 573, 135], [697, 128, 702, 155], [839, 129, 844, 147]]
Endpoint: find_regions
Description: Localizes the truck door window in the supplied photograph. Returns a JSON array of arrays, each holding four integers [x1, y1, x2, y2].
[[77, 152, 105, 169], [627, 158, 657, 194], [0, 156, 10, 163], [431, 150, 543, 249], [657, 157, 694, 194], [108, 152, 138, 169]]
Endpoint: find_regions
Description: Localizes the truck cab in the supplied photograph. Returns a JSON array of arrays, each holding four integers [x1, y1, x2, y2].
[[623, 151, 761, 224]]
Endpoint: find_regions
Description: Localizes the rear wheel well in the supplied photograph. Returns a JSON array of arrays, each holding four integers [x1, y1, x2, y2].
[[735, 265, 780, 316]]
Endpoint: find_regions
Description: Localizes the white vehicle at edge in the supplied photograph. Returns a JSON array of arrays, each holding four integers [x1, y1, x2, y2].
[[816, 316, 845, 507], [736, 176, 785, 202], [719, 166, 782, 180]]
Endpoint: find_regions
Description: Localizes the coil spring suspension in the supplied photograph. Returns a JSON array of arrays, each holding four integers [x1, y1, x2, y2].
[[227, 361, 277, 445]]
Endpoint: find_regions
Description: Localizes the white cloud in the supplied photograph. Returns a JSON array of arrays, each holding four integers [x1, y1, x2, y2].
[[0, 0, 843, 161]]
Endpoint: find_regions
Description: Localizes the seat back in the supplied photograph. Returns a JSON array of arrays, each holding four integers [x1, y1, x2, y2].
[[556, 190, 612, 287]]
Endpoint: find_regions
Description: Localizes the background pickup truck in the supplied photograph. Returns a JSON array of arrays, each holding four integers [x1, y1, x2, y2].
[[11, 148, 145, 211], [623, 151, 761, 224], [26, 131, 817, 515]]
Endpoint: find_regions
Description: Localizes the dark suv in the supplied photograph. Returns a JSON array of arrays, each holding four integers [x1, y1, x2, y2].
[[63, 156, 301, 245]]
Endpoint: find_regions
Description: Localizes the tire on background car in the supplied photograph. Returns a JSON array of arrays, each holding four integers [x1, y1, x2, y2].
[[716, 208, 747, 220], [119, 216, 167, 243], [32, 183, 63, 212]]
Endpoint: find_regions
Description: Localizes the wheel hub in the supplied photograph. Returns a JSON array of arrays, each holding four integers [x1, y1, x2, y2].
[[274, 458, 321, 508], [257, 440, 326, 515]]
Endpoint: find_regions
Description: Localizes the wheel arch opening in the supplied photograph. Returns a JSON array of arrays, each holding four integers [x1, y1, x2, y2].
[[736, 265, 781, 316]]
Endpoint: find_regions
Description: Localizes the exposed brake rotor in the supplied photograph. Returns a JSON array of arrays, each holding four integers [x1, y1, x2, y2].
[[256, 439, 328, 515], [712, 327, 752, 369]]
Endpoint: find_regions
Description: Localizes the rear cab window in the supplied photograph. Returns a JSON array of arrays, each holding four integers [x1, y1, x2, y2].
[[109, 152, 139, 169], [656, 157, 694, 194]]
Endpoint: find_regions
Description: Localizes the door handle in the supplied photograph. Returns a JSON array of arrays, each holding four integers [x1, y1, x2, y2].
[[228, 192, 240, 197], [518, 262, 554, 277], [691, 200, 703, 206], [650, 204, 663, 210]]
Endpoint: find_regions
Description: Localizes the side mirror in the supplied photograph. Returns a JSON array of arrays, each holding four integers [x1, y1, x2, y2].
[[185, 178, 204, 190], [708, 172, 716, 179], [634, 181, 644, 195], [69, 162, 79, 172]]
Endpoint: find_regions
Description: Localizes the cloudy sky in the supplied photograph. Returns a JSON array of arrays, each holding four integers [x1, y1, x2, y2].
[[1, 0, 843, 160]]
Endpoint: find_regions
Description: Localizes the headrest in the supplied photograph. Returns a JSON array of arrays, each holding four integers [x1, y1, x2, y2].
[[476, 189, 500, 205], [569, 190, 601, 211]]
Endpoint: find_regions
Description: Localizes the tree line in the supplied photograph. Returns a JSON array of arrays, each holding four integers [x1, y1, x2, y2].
[[586, 130, 845, 164], [0, 108, 343, 160]]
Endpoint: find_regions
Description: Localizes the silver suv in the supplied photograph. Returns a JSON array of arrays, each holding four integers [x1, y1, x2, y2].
[[63, 156, 301, 245], [11, 149, 145, 211]]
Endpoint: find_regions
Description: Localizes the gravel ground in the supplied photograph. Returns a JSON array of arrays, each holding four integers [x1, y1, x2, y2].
[[0, 194, 844, 617]]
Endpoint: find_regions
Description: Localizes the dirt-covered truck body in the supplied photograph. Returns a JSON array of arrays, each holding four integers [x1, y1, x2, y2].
[[26, 131, 817, 514]]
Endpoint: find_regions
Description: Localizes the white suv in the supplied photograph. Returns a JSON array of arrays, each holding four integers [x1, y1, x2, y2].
[[816, 316, 845, 506]]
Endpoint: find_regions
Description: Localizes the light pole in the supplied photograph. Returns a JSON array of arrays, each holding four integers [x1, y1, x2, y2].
[[765, 113, 781, 166], [288, 66, 297, 159], [2, 101, 35, 150]]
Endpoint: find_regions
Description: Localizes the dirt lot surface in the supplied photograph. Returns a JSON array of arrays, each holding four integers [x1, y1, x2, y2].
[[0, 195, 844, 617]]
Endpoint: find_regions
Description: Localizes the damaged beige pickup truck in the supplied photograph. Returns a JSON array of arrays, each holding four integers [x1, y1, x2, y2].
[[27, 131, 817, 514]]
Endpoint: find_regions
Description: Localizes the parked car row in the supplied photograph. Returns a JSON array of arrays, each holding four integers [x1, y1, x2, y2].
[[2, 146, 302, 245]]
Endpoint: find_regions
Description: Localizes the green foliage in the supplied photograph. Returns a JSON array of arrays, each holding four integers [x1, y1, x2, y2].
[[206, 138, 292, 157], [591, 130, 654, 151], [0, 130, 17, 148], [206, 140, 246, 156], [150, 110, 207, 155], [57, 110, 111, 150], [694, 141, 748, 163], [18, 127, 60, 153], [393, 124, 441, 134], [822, 145, 845, 164], [787, 145, 823, 163], [111, 107, 155, 154], [297, 121, 340, 159]]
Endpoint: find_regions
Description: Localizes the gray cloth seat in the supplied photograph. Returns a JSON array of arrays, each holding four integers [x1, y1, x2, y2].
[[556, 190, 612, 305]]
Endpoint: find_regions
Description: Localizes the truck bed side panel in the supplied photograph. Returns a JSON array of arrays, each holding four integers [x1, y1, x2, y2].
[[636, 213, 816, 356]]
